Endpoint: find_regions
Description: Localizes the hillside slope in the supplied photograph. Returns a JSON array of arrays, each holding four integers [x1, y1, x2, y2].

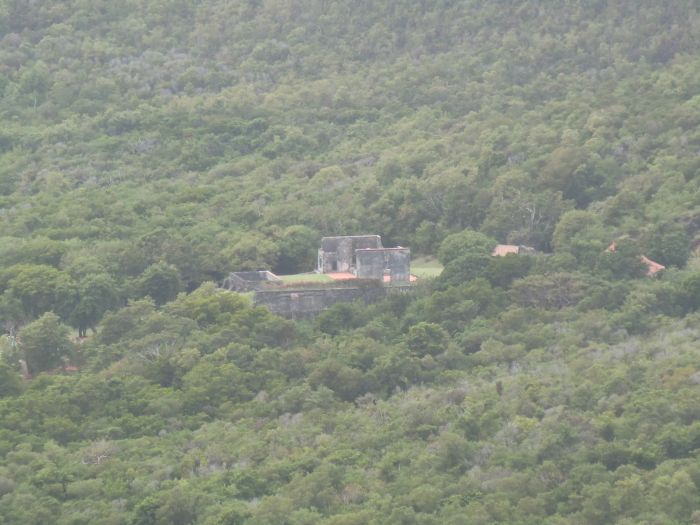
[[2, 2, 700, 524]]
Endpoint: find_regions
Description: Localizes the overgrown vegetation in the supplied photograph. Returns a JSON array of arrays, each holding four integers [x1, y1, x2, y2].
[[2, 1, 700, 523]]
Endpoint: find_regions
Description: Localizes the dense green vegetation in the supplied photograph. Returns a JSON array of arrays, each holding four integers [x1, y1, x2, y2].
[[2, 1, 700, 523]]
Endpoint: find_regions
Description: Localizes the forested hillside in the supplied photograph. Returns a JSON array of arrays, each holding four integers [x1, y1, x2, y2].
[[2, 1, 700, 523]]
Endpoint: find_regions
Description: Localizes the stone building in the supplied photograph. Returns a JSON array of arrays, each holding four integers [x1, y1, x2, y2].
[[356, 247, 411, 281], [317, 235, 382, 273], [317, 235, 410, 281], [492, 244, 536, 256], [254, 281, 412, 319], [221, 235, 415, 319], [222, 270, 282, 292]]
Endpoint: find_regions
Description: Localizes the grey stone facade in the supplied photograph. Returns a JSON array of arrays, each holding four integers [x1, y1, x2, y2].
[[317, 235, 382, 273], [223, 235, 414, 319], [254, 282, 413, 319], [317, 235, 410, 280], [222, 271, 282, 292], [356, 248, 411, 281]]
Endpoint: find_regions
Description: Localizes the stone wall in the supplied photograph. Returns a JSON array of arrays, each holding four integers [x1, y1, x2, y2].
[[222, 271, 282, 292], [318, 235, 382, 273], [356, 248, 410, 281], [253, 282, 412, 319]]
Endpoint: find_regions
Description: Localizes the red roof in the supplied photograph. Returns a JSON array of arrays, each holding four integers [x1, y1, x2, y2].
[[640, 255, 665, 276], [327, 272, 356, 280], [607, 242, 665, 276], [492, 244, 520, 256], [328, 272, 417, 282]]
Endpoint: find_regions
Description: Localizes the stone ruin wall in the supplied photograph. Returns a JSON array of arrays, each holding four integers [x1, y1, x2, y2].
[[222, 271, 282, 292], [317, 235, 382, 273], [253, 283, 412, 319], [355, 248, 410, 281]]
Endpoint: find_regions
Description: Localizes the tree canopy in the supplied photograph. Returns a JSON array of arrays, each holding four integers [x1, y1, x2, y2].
[[2, 1, 700, 524]]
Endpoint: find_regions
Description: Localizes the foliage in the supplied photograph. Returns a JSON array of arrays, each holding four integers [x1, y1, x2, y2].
[[138, 262, 183, 306], [405, 322, 448, 357], [437, 230, 497, 266], [2, 1, 700, 524], [18, 312, 74, 374], [0, 361, 21, 396]]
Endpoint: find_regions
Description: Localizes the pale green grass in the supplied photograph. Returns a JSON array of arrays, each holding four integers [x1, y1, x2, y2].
[[411, 256, 443, 278], [278, 273, 335, 284]]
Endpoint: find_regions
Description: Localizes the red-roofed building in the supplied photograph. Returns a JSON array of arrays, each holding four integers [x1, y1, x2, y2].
[[640, 255, 665, 276], [492, 244, 536, 256], [606, 242, 665, 276], [318, 235, 411, 282]]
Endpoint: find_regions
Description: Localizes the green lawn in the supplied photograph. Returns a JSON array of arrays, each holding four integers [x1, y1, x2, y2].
[[277, 273, 335, 284], [278, 262, 443, 284], [411, 256, 443, 279]]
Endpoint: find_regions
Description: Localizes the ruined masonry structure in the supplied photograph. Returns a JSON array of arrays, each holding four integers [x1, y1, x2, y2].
[[356, 247, 410, 281], [317, 235, 382, 273], [318, 235, 410, 281], [254, 282, 413, 320], [222, 270, 282, 292], [224, 235, 414, 319]]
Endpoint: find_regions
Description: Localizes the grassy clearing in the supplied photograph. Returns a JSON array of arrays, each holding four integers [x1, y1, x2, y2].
[[411, 256, 443, 278], [278, 273, 335, 284]]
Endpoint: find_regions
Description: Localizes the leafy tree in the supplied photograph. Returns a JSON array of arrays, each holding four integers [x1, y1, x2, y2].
[[137, 262, 182, 306], [69, 273, 120, 337], [18, 60, 51, 103], [225, 233, 279, 271], [308, 359, 368, 401], [6, 265, 76, 319], [274, 225, 319, 274], [538, 146, 607, 208], [0, 289, 27, 332], [154, 485, 204, 525], [483, 189, 570, 250], [681, 271, 700, 312], [181, 360, 251, 412], [412, 221, 447, 255], [437, 252, 493, 289], [552, 209, 609, 267], [165, 282, 250, 328], [317, 302, 369, 336], [437, 230, 497, 266], [485, 253, 533, 288], [510, 273, 593, 309], [595, 239, 648, 280], [97, 298, 158, 346], [19, 312, 74, 375], [406, 322, 449, 357], [0, 237, 67, 267], [650, 470, 697, 521], [0, 362, 22, 396], [643, 222, 690, 268], [370, 346, 421, 395]]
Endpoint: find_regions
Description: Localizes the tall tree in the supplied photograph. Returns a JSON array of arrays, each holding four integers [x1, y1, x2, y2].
[[19, 312, 74, 375]]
